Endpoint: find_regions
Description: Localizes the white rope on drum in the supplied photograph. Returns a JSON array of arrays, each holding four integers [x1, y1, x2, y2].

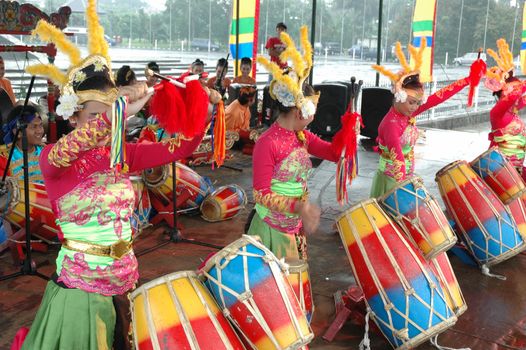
[[430, 334, 471, 350], [359, 308, 372, 350], [481, 264, 506, 280]]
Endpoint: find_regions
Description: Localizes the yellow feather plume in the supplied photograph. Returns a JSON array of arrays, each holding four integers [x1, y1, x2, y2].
[[26, 64, 68, 86], [395, 42, 411, 73], [257, 56, 299, 97], [279, 32, 306, 79], [300, 26, 313, 71], [487, 48, 504, 69], [32, 20, 81, 66], [86, 0, 109, 64], [497, 39, 513, 71], [372, 64, 399, 82]]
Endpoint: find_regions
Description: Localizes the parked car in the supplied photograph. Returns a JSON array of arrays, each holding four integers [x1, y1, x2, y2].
[[190, 38, 219, 52], [453, 52, 486, 66], [324, 42, 341, 55], [314, 42, 323, 55], [348, 45, 378, 60]]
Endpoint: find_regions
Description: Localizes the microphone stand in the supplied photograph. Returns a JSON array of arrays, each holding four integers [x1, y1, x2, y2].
[[0, 76, 49, 281]]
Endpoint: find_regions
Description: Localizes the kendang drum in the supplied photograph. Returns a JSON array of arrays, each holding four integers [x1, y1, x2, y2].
[[286, 258, 314, 323], [379, 176, 457, 260], [471, 148, 526, 204], [200, 235, 314, 350], [129, 175, 152, 232], [130, 270, 245, 350], [200, 185, 247, 222], [435, 160, 526, 267], [428, 252, 467, 317], [142, 162, 212, 209], [3, 177, 60, 242], [336, 198, 456, 350]]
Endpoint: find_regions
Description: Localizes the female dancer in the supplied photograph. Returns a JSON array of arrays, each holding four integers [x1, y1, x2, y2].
[[247, 26, 357, 259], [486, 38, 526, 178], [370, 42, 484, 197], [12, 3, 208, 349]]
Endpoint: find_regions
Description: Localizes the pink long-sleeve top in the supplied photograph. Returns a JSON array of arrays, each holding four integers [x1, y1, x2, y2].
[[488, 81, 526, 168], [252, 122, 339, 233], [376, 78, 469, 182], [40, 105, 203, 296]]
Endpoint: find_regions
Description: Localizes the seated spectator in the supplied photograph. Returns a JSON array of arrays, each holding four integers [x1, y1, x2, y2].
[[233, 57, 256, 85], [0, 105, 45, 183], [145, 61, 160, 88], [207, 58, 231, 93], [225, 85, 256, 131], [0, 56, 15, 105], [116, 65, 137, 87]]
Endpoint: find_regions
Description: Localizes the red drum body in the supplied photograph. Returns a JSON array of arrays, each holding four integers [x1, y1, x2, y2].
[[200, 185, 247, 222], [286, 258, 314, 323], [436, 160, 526, 267], [471, 148, 526, 204], [131, 271, 245, 350], [4, 178, 60, 242], [143, 162, 212, 210], [379, 176, 457, 260], [428, 252, 467, 317], [337, 199, 456, 350]]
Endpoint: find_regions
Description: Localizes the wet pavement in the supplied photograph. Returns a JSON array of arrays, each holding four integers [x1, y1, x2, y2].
[[2, 121, 526, 350]]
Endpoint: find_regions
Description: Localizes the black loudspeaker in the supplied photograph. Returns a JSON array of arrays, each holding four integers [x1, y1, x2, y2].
[[360, 87, 393, 139], [262, 85, 279, 126], [309, 83, 348, 138]]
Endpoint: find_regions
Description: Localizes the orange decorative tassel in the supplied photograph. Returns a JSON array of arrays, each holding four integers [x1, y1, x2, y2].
[[213, 100, 226, 167]]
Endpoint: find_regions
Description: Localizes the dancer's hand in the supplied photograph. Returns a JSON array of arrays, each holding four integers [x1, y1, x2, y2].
[[298, 201, 321, 235]]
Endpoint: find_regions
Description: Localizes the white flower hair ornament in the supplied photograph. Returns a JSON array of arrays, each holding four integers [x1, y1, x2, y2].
[[55, 93, 80, 119], [257, 26, 319, 120]]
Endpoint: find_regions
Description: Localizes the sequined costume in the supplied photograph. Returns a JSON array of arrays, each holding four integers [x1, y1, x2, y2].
[[247, 123, 339, 259], [18, 104, 203, 350]]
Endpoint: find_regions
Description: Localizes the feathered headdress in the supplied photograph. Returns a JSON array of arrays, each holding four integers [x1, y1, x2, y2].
[[372, 41, 426, 103], [25, 0, 117, 119], [257, 26, 319, 119], [485, 39, 516, 93]]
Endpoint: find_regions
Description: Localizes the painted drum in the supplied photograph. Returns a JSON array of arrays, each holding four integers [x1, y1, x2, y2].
[[130, 270, 245, 350], [471, 148, 526, 204], [200, 184, 247, 222], [435, 160, 526, 267], [379, 176, 457, 260], [285, 258, 314, 323], [200, 235, 313, 350], [336, 198, 457, 350]]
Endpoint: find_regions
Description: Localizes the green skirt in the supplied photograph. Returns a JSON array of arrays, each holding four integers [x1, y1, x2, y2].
[[21, 281, 115, 350], [370, 169, 399, 198], [246, 210, 307, 259]]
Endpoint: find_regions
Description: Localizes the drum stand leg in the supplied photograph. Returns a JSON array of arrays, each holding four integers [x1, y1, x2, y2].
[[322, 285, 380, 342], [136, 161, 224, 257], [0, 77, 49, 282]]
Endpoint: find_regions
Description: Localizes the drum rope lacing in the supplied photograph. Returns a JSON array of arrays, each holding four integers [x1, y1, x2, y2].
[[344, 201, 455, 348], [358, 308, 371, 350], [438, 165, 524, 266], [201, 237, 312, 349]]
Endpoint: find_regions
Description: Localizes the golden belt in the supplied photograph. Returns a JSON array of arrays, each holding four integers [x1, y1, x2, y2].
[[63, 238, 132, 260]]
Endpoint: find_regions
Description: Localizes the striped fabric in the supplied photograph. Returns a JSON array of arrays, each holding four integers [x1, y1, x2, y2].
[[411, 0, 437, 82], [229, 0, 260, 77], [521, 3, 526, 74]]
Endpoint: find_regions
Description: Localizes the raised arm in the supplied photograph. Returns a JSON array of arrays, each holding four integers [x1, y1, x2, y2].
[[415, 78, 469, 115], [125, 134, 204, 172]]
